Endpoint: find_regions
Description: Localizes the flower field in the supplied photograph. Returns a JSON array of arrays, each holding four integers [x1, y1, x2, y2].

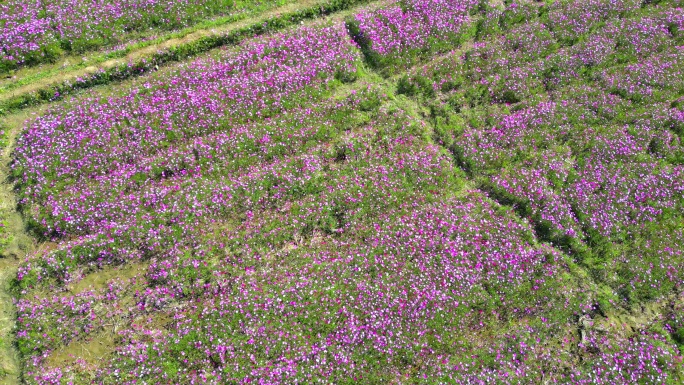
[[396, 0, 684, 303], [348, 0, 479, 71], [3, 0, 684, 383], [0, 0, 289, 72]]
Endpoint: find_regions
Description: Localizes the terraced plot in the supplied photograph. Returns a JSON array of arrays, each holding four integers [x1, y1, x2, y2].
[[0, 0, 297, 72], [1, 0, 683, 383]]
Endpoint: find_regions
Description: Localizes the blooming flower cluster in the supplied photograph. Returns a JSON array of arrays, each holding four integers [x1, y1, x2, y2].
[[9, 0, 684, 383], [350, 0, 478, 71], [545, 0, 641, 44], [14, 22, 359, 239], [401, 0, 684, 307], [0, 0, 271, 70], [92, 192, 569, 384], [15, 277, 138, 363]]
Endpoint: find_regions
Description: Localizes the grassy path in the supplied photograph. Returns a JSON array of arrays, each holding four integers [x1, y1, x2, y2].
[[0, 112, 37, 384], [0, 264, 20, 384]]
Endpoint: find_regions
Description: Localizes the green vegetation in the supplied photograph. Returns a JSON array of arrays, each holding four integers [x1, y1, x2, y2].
[[1, 0, 683, 383]]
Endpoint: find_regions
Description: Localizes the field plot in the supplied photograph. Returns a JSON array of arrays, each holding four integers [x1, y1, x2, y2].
[[1, 0, 684, 383], [0, 0, 294, 72], [395, 0, 684, 303]]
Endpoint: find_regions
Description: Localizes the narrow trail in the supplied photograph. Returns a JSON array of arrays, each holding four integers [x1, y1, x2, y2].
[[0, 113, 36, 384], [0, 264, 20, 384]]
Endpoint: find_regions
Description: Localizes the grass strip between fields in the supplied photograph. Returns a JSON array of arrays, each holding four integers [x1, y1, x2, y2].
[[0, 0, 379, 115]]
